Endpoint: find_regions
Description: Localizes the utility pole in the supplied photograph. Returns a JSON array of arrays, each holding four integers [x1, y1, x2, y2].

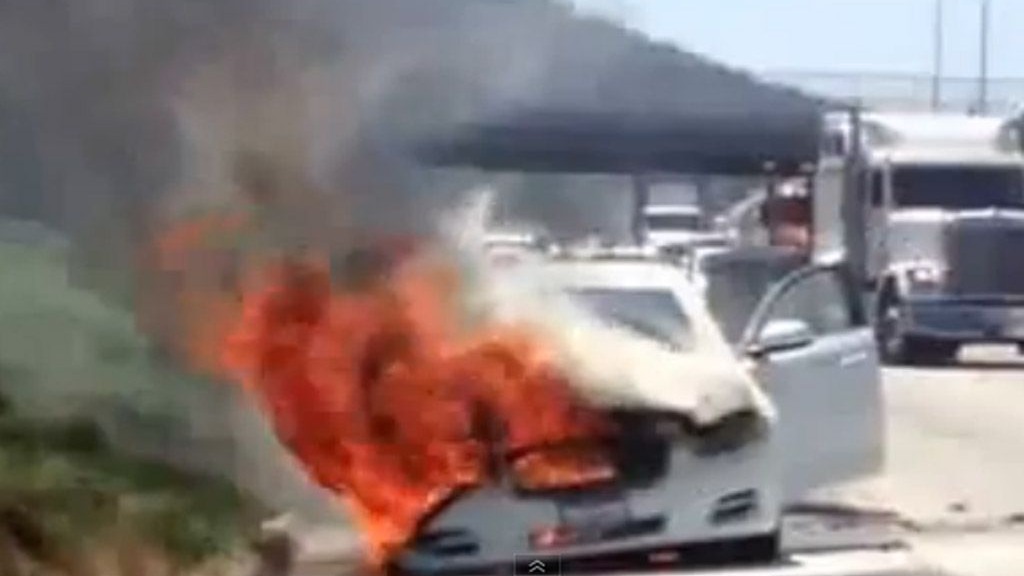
[[978, 0, 991, 114], [932, 0, 944, 111]]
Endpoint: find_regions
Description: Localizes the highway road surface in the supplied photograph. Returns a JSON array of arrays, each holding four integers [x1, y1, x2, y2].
[[817, 345, 1024, 576]]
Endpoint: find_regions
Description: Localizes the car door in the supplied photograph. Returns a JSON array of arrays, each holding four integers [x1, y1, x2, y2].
[[740, 263, 884, 504]]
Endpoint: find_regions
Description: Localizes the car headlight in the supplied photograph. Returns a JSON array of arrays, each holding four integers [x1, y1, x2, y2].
[[651, 410, 762, 456], [906, 263, 946, 287]]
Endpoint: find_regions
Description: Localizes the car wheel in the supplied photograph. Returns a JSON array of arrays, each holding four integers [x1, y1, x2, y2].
[[740, 531, 781, 563]]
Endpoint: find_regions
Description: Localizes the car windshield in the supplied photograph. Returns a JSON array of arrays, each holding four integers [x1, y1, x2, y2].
[[645, 213, 703, 231], [566, 288, 694, 351], [892, 166, 1024, 209], [700, 252, 806, 343]]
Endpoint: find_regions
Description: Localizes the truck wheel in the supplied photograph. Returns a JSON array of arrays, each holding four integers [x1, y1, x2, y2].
[[877, 297, 912, 365], [877, 297, 957, 366], [914, 339, 960, 365]]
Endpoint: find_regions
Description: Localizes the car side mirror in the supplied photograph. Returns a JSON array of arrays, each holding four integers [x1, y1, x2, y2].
[[747, 319, 814, 358]]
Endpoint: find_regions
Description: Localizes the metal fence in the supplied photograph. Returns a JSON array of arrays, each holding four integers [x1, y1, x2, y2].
[[761, 70, 1024, 115]]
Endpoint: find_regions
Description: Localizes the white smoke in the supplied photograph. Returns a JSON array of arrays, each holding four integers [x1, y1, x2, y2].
[[437, 191, 776, 429]]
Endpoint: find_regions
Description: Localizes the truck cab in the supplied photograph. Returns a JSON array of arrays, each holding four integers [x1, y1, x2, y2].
[[818, 111, 1024, 364]]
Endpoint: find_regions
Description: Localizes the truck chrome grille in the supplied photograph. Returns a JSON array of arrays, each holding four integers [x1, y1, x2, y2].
[[945, 218, 1024, 296]]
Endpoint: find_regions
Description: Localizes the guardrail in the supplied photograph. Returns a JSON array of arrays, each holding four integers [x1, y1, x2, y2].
[[761, 70, 1024, 115]]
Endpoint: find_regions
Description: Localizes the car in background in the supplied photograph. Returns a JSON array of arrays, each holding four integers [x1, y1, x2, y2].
[[642, 204, 729, 251], [397, 248, 883, 575]]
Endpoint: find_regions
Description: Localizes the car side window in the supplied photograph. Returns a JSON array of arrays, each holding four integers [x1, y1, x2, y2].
[[760, 269, 857, 338]]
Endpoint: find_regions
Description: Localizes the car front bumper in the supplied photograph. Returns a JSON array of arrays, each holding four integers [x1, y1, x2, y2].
[[394, 436, 781, 575]]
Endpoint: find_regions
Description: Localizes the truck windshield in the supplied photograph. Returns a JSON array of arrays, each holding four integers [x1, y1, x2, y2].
[[566, 288, 694, 352], [892, 166, 1024, 209]]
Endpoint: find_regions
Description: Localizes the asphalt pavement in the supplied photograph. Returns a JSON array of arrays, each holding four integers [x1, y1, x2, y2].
[[816, 345, 1024, 576]]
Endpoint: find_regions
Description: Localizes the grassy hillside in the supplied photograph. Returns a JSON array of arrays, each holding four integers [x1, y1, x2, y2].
[[0, 411, 262, 574], [0, 238, 267, 573]]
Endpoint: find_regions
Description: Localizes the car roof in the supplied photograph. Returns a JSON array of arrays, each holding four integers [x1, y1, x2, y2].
[[541, 257, 696, 294], [643, 204, 702, 216]]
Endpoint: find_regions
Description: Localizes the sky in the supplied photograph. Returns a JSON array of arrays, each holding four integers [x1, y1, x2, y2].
[[572, 0, 1024, 78]]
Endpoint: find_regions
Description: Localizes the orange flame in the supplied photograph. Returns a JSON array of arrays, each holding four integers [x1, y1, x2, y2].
[[143, 213, 617, 567]]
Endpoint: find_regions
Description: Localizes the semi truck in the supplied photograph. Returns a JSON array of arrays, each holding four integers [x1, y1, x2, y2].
[[809, 110, 1024, 365]]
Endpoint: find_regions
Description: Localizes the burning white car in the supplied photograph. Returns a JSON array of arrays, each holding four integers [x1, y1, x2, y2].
[[394, 248, 883, 575]]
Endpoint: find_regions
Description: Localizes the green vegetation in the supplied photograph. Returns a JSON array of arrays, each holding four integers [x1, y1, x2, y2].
[[0, 409, 263, 570], [0, 237, 266, 571]]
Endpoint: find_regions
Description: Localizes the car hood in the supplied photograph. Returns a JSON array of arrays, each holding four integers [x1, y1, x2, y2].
[[548, 317, 776, 428], [463, 260, 776, 432]]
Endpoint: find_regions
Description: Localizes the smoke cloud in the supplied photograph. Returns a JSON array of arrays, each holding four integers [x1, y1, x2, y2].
[[0, 0, 653, 523], [0, 0, 642, 283]]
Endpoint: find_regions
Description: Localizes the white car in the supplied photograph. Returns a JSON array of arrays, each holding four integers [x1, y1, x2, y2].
[[394, 252, 883, 575], [643, 205, 728, 251]]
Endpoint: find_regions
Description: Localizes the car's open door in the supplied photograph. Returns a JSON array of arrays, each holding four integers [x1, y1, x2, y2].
[[739, 262, 885, 503]]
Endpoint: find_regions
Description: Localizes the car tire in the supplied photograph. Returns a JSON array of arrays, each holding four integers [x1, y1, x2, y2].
[[739, 531, 781, 564]]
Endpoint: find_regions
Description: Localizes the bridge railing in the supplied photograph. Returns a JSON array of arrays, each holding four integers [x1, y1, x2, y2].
[[760, 70, 1024, 115]]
